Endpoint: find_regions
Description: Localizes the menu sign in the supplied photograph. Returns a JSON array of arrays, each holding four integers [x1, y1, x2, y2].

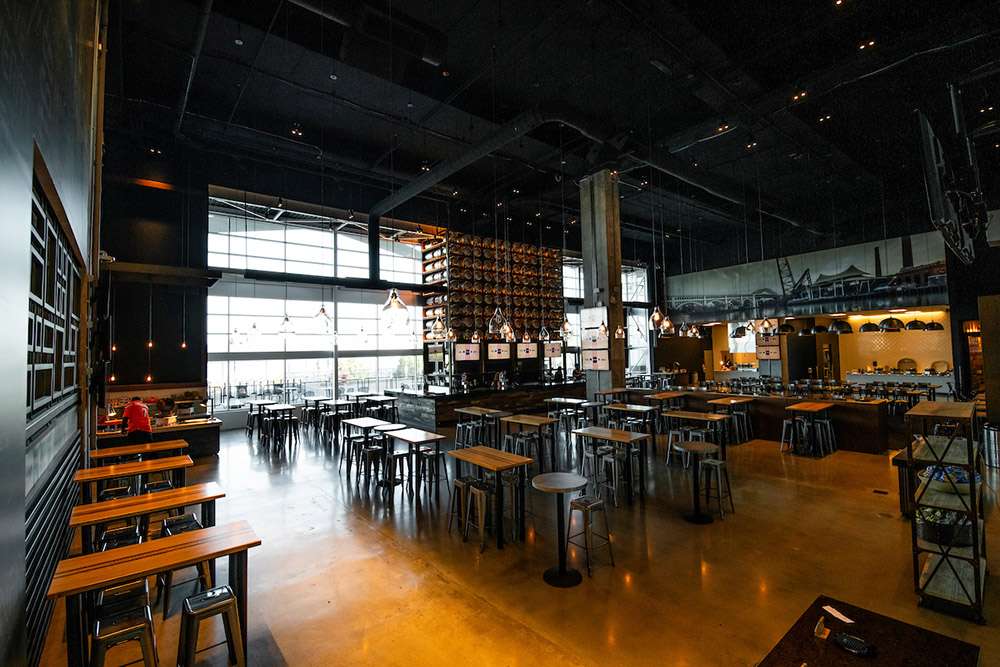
[[582, 329, 609, 350], [543, 342, 563, 358], [517, 343, 538, 358], [582, 349, 610, 371], [757, 346, 780, 360], [454, 343, 480, 361], [487, 343, 511, 360], [581, 306, 607, 329]]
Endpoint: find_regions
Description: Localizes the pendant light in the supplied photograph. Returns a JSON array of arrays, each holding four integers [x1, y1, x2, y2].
[[146, 285, 154, 382], [658, 319, 673, 338], [499, 318, 513, 339], [314, 286, 334, 333], [859, 321, 880, 333], [382, 287, 410, 329], [777, 321, 796, 334], [905, 319, 927, 331], [560, 315, 572, 339], [810, 323, 828, 335], [447, 327, 457, 341], [539, 325, 550, 342], [278, 282, 294, 339], [925, 321, 944, 331], [614, 323, 625, 339], [689, 324, 701, 338], [180, 292, 188, 349], [536, 209, 548, 342], [471, 330, 482, 343], [487, 306, 506, 335], [649, 306, 665, 331], [598, 321, 609, 337], [731, 324, 747, 338], [521, 330, 531, 343], [430, 314, 446, 340], [879, 316, 903, 332]]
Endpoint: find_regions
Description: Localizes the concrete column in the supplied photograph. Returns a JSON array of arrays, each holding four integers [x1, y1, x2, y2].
[[579, 169, 625, 399]]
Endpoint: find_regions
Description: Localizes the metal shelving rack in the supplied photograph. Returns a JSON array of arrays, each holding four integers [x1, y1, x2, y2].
[[905, 400, 986, 623]]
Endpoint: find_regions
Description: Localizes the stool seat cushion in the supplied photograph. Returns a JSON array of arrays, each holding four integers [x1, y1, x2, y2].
[[183, 585, 235, 615], [570, 494, 604, 510]]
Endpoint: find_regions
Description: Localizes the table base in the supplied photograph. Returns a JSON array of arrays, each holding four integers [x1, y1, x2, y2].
[[543, 566, 583, 588]]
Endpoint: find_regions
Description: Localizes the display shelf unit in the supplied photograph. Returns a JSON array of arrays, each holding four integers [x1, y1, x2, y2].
[[420, 232, 563, 341], [905, 400, 986, 623]]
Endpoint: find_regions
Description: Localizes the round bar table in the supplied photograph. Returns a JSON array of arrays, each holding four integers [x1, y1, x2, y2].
[[675, 441, 719, 524], [532, 472, 588, 587]]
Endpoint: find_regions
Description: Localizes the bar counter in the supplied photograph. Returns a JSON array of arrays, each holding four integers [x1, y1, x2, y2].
[[387, 382, 586, 431], [96, 417, 222, 458], [680, 390, 891, 454]]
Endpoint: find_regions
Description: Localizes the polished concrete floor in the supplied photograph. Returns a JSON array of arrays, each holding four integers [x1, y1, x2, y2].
[[43, 427, 1000, 666]]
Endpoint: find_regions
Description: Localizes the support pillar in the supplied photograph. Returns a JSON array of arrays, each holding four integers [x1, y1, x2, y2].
[[579, 169, 625, 399]]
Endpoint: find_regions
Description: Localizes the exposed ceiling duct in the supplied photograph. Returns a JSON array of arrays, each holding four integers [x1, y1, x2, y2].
[[368, 106, 818, 234]]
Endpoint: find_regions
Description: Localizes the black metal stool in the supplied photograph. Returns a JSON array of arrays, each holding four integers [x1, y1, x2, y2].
[[177, 585, 246, 667]]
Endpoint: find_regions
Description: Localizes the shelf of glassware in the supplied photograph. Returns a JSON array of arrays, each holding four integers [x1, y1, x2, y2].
[[420, 233, 563, 340]]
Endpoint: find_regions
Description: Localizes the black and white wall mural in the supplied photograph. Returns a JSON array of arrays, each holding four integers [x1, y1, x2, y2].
[[666, 231, 947, 323]]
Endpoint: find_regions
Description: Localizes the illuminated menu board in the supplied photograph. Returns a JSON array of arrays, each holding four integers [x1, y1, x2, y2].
[[454, 343, 480, 361], [487, 343, 511, 360]]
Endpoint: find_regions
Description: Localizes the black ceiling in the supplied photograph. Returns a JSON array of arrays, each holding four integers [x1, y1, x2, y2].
[[105, 0, 1000, 271]]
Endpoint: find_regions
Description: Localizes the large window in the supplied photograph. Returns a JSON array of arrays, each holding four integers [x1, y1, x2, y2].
[[622, 265, 648, 303], [626, 307, 650, 375], [206, 280, 423, 406], [562, 259, 583, 299], [207, 196, 422, 284]]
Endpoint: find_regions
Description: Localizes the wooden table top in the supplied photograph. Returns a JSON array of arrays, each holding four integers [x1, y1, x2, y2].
[[454, 406, 510, 417], [321, 399, 353, 407], [304, 396, 332, 403], [366, 395, 398, 402], [532, 472, 588, 494], [646, 391, 687, 401], [501, 414, 557, 427], [759, 595, 980, 666], [69, 482, 225, 529], [906, 400, 975, 421], [786, 401, 835, 414], [390, 427, 448, 444], [246, 399, 276, 406], [89, 439, 189, 461], [448, 445, 533, 472], [345, 392, 377, 399], [673, 441, 719, 455], [572, 426, 650, 443], [74, 455, 193, 484], [707, 396, 755, 406], [605, 402, 657, 413], [263, 403, 296, 411], [580, 401, 604, 408], [48, 520, 261, 599], [342, 417, 389, 430], [594, 387, 629, 396], [544, 397, 588, 405], [665, 410, 728, 423]]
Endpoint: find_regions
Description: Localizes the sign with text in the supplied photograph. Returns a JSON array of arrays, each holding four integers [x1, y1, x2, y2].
[[543, 342, 563, 358], [454, 343, 480, 361], [517, 343, 538, 358], [487, 343, 511, 360], [756, 333, 780, 347], [582, 329, 609, 350], [582, 349, 610, 371], [757, 345, 781, 360]]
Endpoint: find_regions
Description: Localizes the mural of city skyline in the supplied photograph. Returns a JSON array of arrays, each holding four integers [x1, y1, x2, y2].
[[665, 231, 947, 323]]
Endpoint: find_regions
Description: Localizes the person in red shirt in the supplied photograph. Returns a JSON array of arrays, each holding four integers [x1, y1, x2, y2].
[[121, 396, 153, 443]]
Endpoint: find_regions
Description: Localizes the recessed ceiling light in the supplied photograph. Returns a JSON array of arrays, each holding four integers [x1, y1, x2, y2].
[[829, 312, 846, 317], [512, 188, 519, 194], [234, 38, 244, 46], [888, 308, 907, 313], [329, 73, 338, 81], [441, 68, 450, 77], [290, 124, 303, 137]]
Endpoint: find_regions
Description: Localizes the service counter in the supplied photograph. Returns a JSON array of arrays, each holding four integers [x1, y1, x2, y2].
[[387, 382, 586, 432], [96, 418, 222, 458], [680, 390, 892, 454]]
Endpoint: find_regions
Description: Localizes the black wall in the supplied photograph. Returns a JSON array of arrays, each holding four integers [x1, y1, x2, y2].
[[0, 1, 101, 664], [653, 337, 704, 377], [946, 241, 1000, 396]]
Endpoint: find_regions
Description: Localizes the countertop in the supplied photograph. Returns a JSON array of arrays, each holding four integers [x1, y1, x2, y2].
[[387, 381, 585, 400], [97, 417, 222, 439]]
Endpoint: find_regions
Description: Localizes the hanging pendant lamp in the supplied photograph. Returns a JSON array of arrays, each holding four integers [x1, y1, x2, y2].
[[777, 321, 796, 334], [488, 306, 507, 335], [446, 327, 457, 341], [598, 321, 609, 337], [614, 324, 625, 339], [382, 288, 410, 329], [539, 324, 550, 342], [471, 330, 481, 344], [905, 319, 927, 331], [810, 323, 829, 335], [731, 324, 747, 338], [430, 315, 446, 340], [560, 315, 572, 339], [521, 330, 531, 343], [649, 306, 664, 330], [925, 321, 944, 331], [859, 322, 880, 333]]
